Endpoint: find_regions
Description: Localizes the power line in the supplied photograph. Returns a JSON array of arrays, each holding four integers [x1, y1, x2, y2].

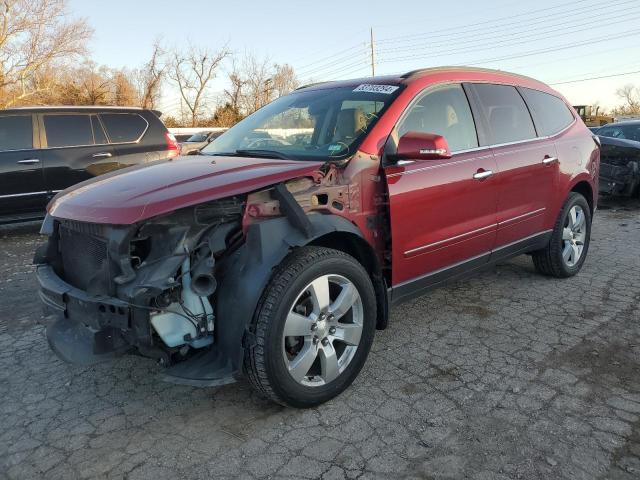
[[376, 3, 639, 55], [375, 0, 609, 45], [549, 69, 640, 85], [378, 27, 640, 65]]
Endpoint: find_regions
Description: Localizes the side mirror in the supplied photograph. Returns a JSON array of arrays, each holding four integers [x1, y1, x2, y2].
[[393, 132, 452, 161]]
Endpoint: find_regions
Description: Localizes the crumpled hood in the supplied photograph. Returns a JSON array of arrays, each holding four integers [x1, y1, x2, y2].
[[48, 155, 324, 224]]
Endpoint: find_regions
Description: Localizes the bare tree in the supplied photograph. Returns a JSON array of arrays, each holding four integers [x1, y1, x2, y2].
[[137, 40, 165, 109], [614, 84, 640, 115], [228, 53, 299, 116], [169, 44, 229, 127], [0, 0, 92, 107], [271, 63, 298, 98], [112, 69, 138, 106]]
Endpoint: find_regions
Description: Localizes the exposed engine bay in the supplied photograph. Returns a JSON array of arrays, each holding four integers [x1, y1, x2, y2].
[[35, 158, 388, 385], [598, 136, 640, 197]]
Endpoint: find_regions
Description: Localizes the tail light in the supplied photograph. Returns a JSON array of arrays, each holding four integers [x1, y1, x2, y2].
[[165, 132, 180, 158]]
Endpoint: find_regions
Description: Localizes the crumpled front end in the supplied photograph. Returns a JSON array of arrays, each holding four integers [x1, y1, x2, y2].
[[598, 139, 640, 196], [35, 196, 245, 385]]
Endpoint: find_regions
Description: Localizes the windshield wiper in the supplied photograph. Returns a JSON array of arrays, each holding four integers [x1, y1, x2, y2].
[[234, 149, 291, 160]]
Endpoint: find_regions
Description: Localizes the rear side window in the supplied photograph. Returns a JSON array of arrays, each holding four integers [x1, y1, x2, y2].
[[100, 113, 147, 143], [398, 84, 478, 152], [44, 114, 94, 148], [472, 84, 537, 145], [0, 115, 33, 151], [520, 88, 574, 136]]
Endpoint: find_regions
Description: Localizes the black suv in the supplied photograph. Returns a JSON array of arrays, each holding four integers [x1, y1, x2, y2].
[[0, 106, 179, 224]]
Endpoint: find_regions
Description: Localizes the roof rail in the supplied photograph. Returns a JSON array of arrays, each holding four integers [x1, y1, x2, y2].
[[295, 81, 331, 90], [400, 66, 542, 84]]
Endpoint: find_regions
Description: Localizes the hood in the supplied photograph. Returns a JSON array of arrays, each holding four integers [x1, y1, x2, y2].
[[598, 135, 640, 150], [48, 155, 324, 224]]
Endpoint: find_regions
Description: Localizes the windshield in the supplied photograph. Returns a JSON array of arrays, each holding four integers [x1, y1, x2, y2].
[[186, 132, 210, 142], [598, 124, 640, 142], [202, 85, 402, 160]]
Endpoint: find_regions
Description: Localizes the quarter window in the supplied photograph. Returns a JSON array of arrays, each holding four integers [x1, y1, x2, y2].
[[44, 114, 94, 148], [520, 88, 574, 136], [100, 114, 147, 143], [398, 84, 478, 152], [0, 115, 33, 151], [472, 84, 537, 145]]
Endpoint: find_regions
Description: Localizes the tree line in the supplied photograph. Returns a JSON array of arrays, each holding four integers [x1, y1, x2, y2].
[[0, 0, 299, 127], [2, 0, 639, 127]]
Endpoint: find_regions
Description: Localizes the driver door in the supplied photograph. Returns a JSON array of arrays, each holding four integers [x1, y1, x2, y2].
[[384, 83, 499, 302]]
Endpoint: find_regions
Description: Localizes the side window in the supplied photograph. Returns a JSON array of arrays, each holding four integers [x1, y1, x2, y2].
[[472, 84, 537, 145], [100, 114, 147, 143], [520, 88, 574, 136], [44, 114, 94, 148], [91, 115, 108, 144], [0, 115, 33, 151], [398, 84, 478, 152]]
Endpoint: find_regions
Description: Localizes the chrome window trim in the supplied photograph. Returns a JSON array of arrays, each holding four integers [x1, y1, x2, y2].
[[0, 191, 48, 199], [385, 80, 576, 166], [395, 82, 481, 153], [38, 112, 149, 150]]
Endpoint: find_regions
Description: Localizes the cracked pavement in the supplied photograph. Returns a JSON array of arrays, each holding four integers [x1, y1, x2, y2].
[[1, 197, 639, 480]]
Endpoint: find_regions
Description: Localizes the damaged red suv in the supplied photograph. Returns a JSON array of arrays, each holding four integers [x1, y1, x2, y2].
[[36, 67, 599, 407]]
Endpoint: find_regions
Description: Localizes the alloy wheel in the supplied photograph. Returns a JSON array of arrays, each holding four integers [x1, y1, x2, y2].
[[282, 274, 363, 387], [562, 205, 586, 267]]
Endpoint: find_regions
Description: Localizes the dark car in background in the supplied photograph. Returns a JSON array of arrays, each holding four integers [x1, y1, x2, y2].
[[179, 129, 226, 155], [0, 106, 179, 224], [595, 120, 640, 197]]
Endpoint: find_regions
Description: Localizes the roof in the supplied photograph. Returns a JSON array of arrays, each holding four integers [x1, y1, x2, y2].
[[296, 66, 552, 93]]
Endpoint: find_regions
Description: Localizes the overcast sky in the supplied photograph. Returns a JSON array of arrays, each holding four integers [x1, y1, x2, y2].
[[68, 0, 640, 112]]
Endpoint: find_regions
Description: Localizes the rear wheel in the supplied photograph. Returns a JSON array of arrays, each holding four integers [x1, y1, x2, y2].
[[244, 247, 376, 408], [532, 192, 591, 277]]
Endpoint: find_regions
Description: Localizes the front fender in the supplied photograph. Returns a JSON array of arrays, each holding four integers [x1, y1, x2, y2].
[[163, 214, 364, 385]]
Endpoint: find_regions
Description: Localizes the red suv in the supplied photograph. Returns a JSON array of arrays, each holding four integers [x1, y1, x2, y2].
[[36, 67, 599, 407]]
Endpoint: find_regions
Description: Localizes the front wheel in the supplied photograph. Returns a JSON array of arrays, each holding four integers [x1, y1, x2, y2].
[[244, 247, 377, 408], [532, 192, 592, 278]]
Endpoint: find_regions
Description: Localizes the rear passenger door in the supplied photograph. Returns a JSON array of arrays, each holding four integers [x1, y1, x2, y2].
[[467, 83, 558, 248], [39, 113, 116, 193], [0, 114, 48, 218]]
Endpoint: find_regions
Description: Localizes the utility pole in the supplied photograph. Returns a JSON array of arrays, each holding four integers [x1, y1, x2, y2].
[[370, 27, 375, 77]]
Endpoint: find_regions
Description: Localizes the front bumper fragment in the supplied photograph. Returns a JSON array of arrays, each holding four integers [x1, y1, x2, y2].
[[37, 264, 132, 364]]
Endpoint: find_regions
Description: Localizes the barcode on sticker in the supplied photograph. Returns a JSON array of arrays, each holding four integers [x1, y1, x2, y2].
[[353, 84, 399, 94]]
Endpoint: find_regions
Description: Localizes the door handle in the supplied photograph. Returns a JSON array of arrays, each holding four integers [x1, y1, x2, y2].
[[17, 158, 40, 164], [542, 156, 558, 165], [473, 170, 493, 180], [92, 152, 113, 158]]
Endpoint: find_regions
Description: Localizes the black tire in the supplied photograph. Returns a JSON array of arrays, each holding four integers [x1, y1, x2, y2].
[[243, 246, 376, 408], [532, 192, 592, 278]]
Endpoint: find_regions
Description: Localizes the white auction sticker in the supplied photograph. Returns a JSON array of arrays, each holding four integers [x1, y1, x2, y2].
[[353, 84, 399, 94]]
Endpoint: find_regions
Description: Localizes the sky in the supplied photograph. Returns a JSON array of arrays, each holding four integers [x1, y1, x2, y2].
[[67, 0, 640, 113]]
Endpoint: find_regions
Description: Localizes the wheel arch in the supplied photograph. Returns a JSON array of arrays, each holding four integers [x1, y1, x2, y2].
[[308, 231, 389, 331], [213, 214, 388, 378], [569, 179, 595, 214]]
